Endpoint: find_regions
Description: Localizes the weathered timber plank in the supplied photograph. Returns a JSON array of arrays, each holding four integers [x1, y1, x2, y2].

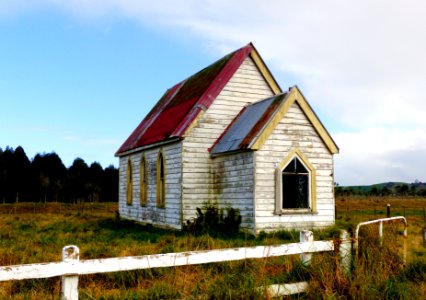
[[0, 241, 333, 282]]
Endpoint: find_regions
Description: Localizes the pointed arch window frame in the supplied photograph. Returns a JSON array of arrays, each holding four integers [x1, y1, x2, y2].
[[126, 158, 133, 206], [156, 150, 166, 208], [275, 148, 317, 214], [140, 154, 148, 206]]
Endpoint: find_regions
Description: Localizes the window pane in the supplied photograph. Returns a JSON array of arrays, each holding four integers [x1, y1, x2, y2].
[[157, 153, 166, 208], [140, 157, 147, 206], [282, 174, 308, 208], [295, 159, 308, 173], [126, 160, 133, 205], [283, 157, 308, 173]]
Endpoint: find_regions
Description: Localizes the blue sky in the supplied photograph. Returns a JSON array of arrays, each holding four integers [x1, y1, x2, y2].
[[1, 7, 208, 168], [1, 1, 426, 185]]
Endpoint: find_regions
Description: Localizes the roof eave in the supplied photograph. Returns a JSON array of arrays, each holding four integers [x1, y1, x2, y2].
[[115, 137, 182, 157], [210, 148, 253, 158], [293, 86, 339, 154], [247, 91, 293, 150], [248, 43, 282, 95]]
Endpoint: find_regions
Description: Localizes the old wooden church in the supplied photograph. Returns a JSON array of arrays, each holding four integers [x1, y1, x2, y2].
[[115, 43, 339, 232]]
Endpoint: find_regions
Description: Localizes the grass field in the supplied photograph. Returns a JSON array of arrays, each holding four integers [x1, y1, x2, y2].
[[335, 196, 426, 264], [0, 200, 425, 299]]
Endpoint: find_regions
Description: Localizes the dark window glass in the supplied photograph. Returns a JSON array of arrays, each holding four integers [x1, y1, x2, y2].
[[283, 157, 308, 174], [157, 153, 165, 208], [282, 157, 309, 209]]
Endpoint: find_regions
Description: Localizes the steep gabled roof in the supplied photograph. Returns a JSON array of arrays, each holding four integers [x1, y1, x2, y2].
[[210, 86, 339, 156], [116, 43, 281, 156]]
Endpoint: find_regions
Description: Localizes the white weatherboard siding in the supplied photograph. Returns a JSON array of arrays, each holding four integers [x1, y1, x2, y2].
[[118, 142, 183, 229], [213, 152, 255, 229], [255, 102, 335, 231], [182, 57, 274, 223]]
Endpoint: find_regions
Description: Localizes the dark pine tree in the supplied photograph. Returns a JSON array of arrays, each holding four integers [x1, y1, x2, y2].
[[12, 146, 31, 202], [31, 152, 67, 203], [0, 145, 118, 203], [101, 165, 119, 202], [67, 158, 89, 203], [1, 147, 14, 202], [87, 162, 103, 203], [0, 148, 5, 203]]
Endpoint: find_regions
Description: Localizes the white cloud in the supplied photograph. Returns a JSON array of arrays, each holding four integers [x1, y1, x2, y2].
[[2, 0, 426, 184], [334, 128, 426, 185]]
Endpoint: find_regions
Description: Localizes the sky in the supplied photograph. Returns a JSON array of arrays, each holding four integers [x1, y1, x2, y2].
[[1, 0, 425, 186]]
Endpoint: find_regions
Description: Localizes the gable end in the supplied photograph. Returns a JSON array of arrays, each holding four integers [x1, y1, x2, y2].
[[250, 86, 339, 154]]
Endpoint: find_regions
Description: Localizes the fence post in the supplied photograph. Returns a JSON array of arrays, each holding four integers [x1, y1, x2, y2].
[[386, 204, 391, 218], [379, 221, 383, 246], [423, 227, 426, 248], [300, 230, 313, 266], [339, 230, 351, 275], [62, 245, 80, 300]]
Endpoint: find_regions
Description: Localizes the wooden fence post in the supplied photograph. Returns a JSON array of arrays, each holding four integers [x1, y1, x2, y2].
[[62, 245, 80, 300], [339, 230, 351, 275], [300, 230, 313, 266], [386, 204, 391, 218]]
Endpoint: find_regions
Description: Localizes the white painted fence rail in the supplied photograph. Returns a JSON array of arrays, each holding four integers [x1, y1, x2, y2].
[[0, 231, 349, 300]]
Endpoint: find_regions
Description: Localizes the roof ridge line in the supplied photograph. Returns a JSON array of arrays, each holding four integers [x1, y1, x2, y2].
[[172, 44, 254, 137]]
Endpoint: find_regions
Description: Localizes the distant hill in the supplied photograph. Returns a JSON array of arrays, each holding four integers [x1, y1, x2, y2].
[[336, 181, 426, 196], [345, 182, 404, 192]]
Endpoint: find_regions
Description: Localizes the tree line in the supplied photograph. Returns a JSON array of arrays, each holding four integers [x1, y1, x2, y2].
[[0, 146, 118, 203], [335, 182, 426, 197]]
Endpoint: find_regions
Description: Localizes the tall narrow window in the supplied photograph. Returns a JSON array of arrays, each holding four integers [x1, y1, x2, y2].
[[140, 155, 148, 206], [282, 157, 309, 209], [156, 152, 166, 208], [275, 149, 316, 214], [126, 159, 133, 205]]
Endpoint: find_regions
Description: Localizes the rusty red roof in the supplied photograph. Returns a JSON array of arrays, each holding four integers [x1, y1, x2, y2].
[[116, 43, 264, 155]]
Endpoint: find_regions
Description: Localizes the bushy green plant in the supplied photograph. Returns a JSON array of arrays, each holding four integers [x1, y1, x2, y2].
[[184, 203, 242, 237]]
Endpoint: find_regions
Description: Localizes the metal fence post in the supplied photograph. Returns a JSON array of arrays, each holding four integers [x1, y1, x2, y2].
[[300, 230, 313, 266], [62, 245, 80, 300]]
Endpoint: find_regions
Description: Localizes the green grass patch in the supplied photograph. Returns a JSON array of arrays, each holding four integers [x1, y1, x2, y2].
[[1, 203, 425, 299]]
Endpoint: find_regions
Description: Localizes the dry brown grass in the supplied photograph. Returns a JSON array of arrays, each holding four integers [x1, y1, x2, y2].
[[0, 201, 425, 299], [336, 195, 426, 264], [336, 195, 426, 211]]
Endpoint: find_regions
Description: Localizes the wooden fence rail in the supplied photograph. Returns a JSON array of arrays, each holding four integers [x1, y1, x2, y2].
[[0, 230, 350, 300]]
